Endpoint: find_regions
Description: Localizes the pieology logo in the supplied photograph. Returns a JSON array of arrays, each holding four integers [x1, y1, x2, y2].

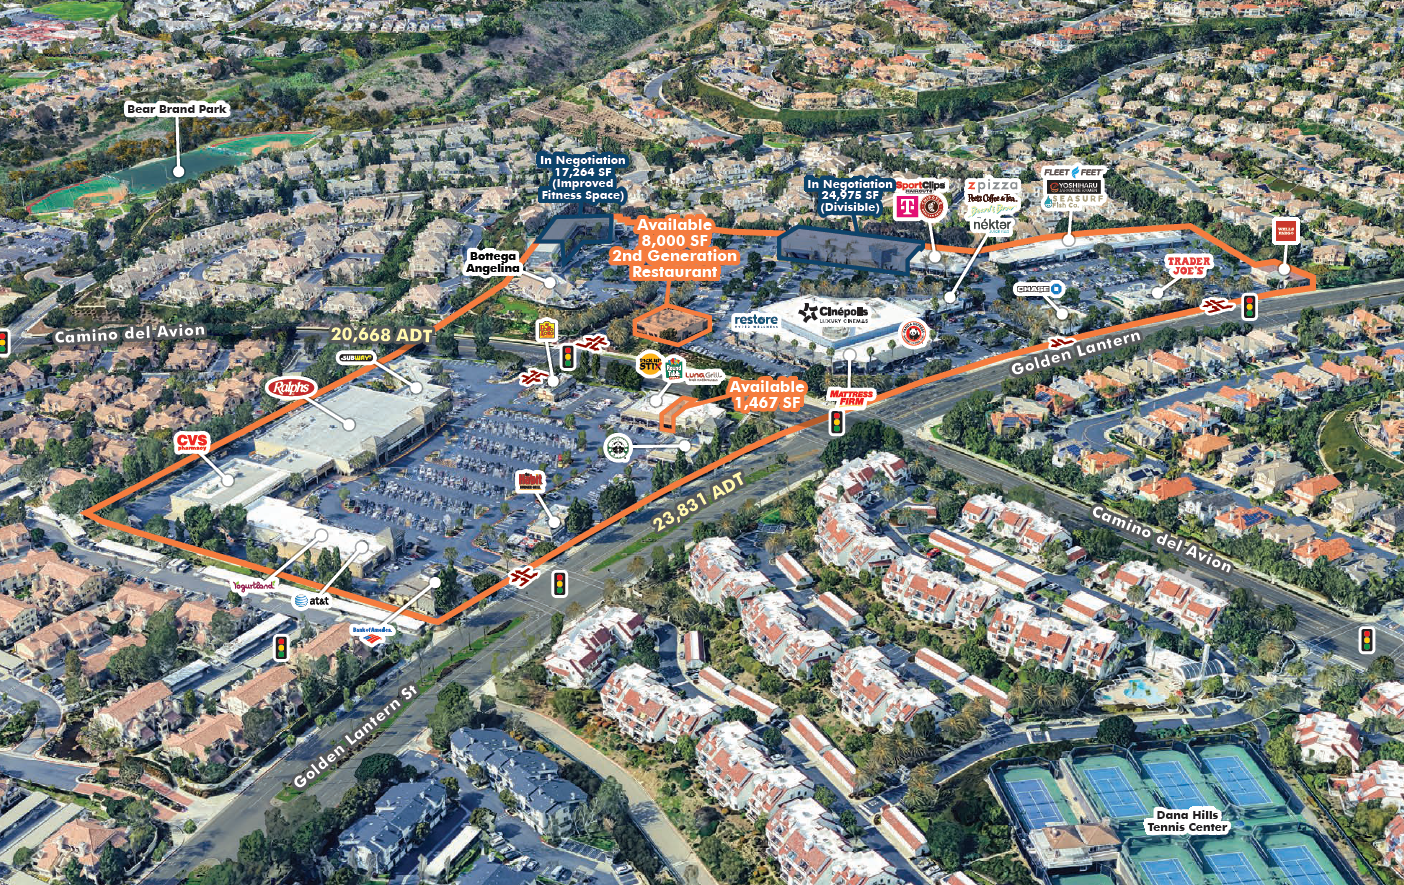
[[798, 302, 872, 326], [730, 312, 780, 332]]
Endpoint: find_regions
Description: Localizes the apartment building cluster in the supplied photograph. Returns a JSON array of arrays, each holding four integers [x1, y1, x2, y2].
[[340, 780, 449, 874], [697, 722, 898, 885], [958, 494, 1072, 556], [263, 0, 481, 32], [814, 451, 909, 509], [599, 663, 721, 743], [830, 646, 946, 734], [1104, 561, 1228, 636], [880, 554, 1003, 629], [1292, 711, 1361, 770], [816, 504, 899, 577], [1105, 30, 1404, 264], [689, 537, 771, 608], [541, 606, 647, 688], [449, 727, 587, 840], [986, 600, 1122, 680], [739, 592, 843, 680]]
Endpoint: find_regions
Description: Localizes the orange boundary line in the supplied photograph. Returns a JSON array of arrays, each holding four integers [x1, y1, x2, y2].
[[82, 224, 1313, 626]]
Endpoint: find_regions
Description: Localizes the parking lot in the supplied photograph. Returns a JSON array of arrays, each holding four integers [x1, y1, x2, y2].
[[317, 358, 646, 580]]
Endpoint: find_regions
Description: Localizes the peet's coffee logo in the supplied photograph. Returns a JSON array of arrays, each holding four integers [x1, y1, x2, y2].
[[798, 302, 872, 325]]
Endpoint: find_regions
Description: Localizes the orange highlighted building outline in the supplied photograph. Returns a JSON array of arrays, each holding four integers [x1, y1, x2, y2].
[[81, 222, 1314, 626]]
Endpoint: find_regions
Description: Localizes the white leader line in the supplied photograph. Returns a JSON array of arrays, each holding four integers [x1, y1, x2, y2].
[[321, 540, 370, 592], [376, 361, 423, 394], [944, 234, 988, 305], [304, 396, 356, 431], [269, 529, 330, 580], [379, 576, 439, 625], [199, 453, 234, 488]]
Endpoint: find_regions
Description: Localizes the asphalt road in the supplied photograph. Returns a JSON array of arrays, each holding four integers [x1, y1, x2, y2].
[[135, 278, 1404, 879]]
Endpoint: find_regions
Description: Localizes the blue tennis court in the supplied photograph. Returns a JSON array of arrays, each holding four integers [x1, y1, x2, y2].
[[1006, 777, 1067, 828], [1204, 755, 1270, 806], [1206, 852, 1262, 885], [1141, 858, 1196, 885], [1144, 759, 1207, 809], [1269, 844, 1335, 885], [1084, 765, 1148, 818]]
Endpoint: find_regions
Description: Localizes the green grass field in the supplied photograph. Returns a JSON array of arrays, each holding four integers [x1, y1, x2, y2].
[[1320, 400, 1404, 487], [32, 0, 123, 19]]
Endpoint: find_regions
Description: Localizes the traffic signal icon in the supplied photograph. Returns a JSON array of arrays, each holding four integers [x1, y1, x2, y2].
[[552, 570, 568, 598], [1361, 626, 1376, 656], [0, 328, 10, 358], [274, 634, 289, 661], [828, 409, 845, 438], [1241, 294, 1257, 321], [561, 344, 576, 371]]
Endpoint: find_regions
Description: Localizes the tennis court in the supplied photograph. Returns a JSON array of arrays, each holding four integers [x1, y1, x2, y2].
[[1204, 851, 1262, 885], [1000, 767, 1072, 829], [1266, 841, 1345, 885], [1140, 751, 1215, 809], [1139, 857, 1197, 885], [1084, 764, 1148, 818], [1202, 753, 1271, 807]]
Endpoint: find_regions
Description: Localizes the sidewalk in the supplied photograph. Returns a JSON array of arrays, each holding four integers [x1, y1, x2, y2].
[[500, 703, 720, 885]]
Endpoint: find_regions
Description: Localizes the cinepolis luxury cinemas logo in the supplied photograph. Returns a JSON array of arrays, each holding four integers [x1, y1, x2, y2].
[[798, 302, 872, 326]]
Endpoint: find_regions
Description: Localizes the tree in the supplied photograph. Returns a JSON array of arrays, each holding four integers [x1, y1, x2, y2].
[[242, 707, 280, 748], [1096, 714, 1136, 748], [1265, 727, 1301, 771], [592, 776, 629, 824], [433, 564, 461, 614], [354, 753, 405, 785]]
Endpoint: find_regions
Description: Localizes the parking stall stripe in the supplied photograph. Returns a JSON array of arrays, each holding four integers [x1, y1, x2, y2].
[[82, 223, 1315, 625]]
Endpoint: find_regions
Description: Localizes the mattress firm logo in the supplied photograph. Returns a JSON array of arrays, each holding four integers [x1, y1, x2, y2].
[[798, 302, 873, 327]]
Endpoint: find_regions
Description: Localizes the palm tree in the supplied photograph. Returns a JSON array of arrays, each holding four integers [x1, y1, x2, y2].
[[1054, 682, 1079, 711], [1230, 673, 1253, 697]]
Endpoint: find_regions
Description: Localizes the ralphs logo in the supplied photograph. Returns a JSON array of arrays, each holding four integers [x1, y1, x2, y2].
[[265, 375, 317, 400], [798, 302, 872, 326], [351, 624, 396, 648], [730, 312, 780, 332]]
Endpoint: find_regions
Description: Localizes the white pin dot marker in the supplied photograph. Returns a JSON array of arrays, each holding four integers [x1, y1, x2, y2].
[[1278, 263, 1291, 277], [677, 439, 692, 453], [375, 360, 425, 395], [172, 117, 184, 178], [314, 529, 330, 543], [548, 375, 560, 388]]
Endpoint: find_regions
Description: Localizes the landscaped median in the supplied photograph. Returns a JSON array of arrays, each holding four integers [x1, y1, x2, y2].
[[275, 617, 523, 802]]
